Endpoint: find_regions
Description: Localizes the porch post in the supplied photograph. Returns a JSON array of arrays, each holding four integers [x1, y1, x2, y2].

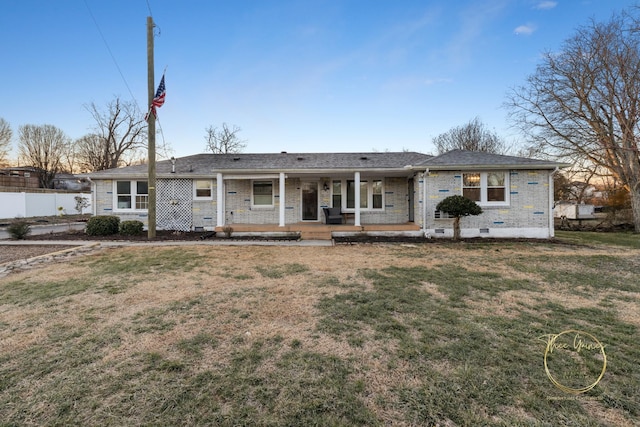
[[216, 173, 224, 227], [279, 172, 285, 227], [354, 171, 361, 226], [422, 169, 428, 233]]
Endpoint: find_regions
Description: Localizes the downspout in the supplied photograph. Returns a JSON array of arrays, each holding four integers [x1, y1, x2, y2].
[[89, 178, 97, 216], [216, 172, 224, 228], [549, 167, 559, 238]]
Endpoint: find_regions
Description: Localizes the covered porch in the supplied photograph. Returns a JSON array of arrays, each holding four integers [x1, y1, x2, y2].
[[215, 222, 421, 240]]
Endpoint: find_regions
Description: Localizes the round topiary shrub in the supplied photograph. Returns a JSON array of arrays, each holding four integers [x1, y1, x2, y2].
[[85, 215, 120, 236], [7, 219, 31, 240], [119, 220, 144, 236]]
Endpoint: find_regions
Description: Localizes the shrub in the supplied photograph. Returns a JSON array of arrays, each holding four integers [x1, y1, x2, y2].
[[436, 195, 483, 240], [7, 219, 31, 240], [85, 216, 120, 236], [119, 220, 144, 235], [222, 225, 233, 238]]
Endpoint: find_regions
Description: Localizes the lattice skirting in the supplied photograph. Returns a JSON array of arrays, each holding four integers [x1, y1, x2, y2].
[[156, 179, 193, 231]]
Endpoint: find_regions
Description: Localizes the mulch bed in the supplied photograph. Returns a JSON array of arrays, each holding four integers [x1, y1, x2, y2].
[[25, 230, 300, 242]]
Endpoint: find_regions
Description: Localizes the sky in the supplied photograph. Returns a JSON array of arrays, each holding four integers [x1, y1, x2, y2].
[[1, 0, 637, 160]]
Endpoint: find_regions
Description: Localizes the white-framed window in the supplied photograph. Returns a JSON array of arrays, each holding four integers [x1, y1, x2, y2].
[[115, 180, 148, 211], [194, 179, 213, 199], [461, 172, 508, 206], [252, 180, 274, 207], [338, 179, 384, 211]]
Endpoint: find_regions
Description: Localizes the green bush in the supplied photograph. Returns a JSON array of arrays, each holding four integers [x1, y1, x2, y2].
[[119, 220, 144, 235], [7, 219, 31, 240], [85, 216, 120, 236]]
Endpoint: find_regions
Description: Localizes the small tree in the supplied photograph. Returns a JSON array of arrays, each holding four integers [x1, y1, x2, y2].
[[436, 195, 483, 240]]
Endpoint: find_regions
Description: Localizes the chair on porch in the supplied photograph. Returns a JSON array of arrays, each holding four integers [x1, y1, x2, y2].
[[323, 207, 343, 224]]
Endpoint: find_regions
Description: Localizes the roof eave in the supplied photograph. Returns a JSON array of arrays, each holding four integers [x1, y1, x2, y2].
[[414, 163, 570, 171]]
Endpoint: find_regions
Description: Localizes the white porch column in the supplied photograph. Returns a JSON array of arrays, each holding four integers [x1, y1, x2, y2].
[[279, 172, 286, 227], [422, 169, 429, 232], [216, 173, 224, 227], [354, 171, 361, 226]]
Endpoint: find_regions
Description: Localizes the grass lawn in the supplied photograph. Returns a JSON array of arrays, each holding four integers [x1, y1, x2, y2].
[[0, 233, 638, 426]]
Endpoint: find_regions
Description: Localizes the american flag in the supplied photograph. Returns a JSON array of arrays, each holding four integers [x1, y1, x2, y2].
[[152, 74, 166, 109], [146, 74, 166, 120]]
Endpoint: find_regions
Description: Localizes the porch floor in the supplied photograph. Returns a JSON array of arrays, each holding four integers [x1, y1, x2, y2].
[[215, 222, 421, 240]]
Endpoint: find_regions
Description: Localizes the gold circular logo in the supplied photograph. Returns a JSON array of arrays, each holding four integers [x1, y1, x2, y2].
[[542, 329, 607, 394]]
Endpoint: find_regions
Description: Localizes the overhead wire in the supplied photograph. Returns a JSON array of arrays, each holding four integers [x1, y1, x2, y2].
[[83, 0, 169, 157], [83, 0, 142, 115]]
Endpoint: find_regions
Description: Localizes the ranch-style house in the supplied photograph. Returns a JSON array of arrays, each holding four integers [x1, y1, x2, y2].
[[86, 149, 566, 240]]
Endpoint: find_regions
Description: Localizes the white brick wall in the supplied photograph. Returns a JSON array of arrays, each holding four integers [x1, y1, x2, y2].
[[423, 169, 553, 238]]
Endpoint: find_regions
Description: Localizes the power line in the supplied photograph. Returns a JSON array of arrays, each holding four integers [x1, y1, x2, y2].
[[83, 0, 143, 116], [83, 0, 169, 155]]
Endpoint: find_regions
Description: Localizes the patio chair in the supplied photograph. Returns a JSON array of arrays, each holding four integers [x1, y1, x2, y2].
[[323, 207, 343, 224]]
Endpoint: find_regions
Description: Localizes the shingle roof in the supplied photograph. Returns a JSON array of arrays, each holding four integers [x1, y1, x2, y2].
[[416, 149, 566, 170], [87, 152, 432, 178], [86, 150, 568, 179]]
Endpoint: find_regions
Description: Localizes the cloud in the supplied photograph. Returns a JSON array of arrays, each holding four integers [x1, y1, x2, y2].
[[514, 24, 536, 35], [534, 1, 557, 10]]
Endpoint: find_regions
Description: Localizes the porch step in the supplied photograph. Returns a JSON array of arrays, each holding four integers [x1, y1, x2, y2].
[[300, 229, 333, 240]]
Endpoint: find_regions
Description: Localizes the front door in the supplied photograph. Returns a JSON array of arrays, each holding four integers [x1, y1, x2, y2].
[[301, 181, 319, 221]]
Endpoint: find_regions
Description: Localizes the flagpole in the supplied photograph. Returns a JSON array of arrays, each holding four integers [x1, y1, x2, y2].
[[147, 16, 157, 238]]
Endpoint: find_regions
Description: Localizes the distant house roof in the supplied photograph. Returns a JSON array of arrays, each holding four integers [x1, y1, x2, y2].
[[86, 150, 568, 179], [416, 149, 567, 170]]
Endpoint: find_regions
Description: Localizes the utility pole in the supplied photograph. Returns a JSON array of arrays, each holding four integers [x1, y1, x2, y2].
[[147, 16, 156, 239]]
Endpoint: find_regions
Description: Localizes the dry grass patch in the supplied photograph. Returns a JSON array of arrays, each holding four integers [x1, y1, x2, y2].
[[0, 237, 638, 426]]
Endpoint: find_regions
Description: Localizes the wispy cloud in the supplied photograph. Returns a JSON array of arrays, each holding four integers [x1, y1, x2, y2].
[[444, 0, 511, 67], [514, 24, 537, 35], [534, 1, 557, 10]]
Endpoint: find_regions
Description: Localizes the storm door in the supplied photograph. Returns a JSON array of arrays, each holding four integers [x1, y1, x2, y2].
[[301, 181, 319, 221]]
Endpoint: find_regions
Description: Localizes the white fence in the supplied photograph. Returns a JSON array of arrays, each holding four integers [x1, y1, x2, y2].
[[0, 192, 92, 219]]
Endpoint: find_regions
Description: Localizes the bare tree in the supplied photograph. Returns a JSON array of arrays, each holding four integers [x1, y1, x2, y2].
[[0, 117, 11, 166], [507, 11, 640, 232], [75, 133, 106, 172], [81, 97, 148, 171], [205, 123, 246, 154], [432, 117, 508, 154], [18, 124, 70, 188]]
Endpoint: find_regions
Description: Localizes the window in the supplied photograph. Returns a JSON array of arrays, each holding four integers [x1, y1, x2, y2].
[[115, 180, 148, 210], [332, 181, 341, 208], [462, 173, 481, 202], [194, 180, 212, 199], [372, 180, 383, 209], [487, 172, 506, 202], [462, 172, 507, 205], [342, 179, 384, 210], [252, 180, 273, 206]]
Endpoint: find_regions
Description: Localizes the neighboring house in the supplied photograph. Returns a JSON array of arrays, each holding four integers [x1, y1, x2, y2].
[[0, 167, 90, 191], [86, 150, 567, 239], [0, 166, 41, 189], [53, 173, 91, 192]]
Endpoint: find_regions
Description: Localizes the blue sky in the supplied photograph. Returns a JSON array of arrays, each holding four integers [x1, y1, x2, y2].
[[1, 0, 636, 159]]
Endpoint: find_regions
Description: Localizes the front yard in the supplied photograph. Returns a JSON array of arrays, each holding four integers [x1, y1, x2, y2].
[[0, 234, 638, 426]]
